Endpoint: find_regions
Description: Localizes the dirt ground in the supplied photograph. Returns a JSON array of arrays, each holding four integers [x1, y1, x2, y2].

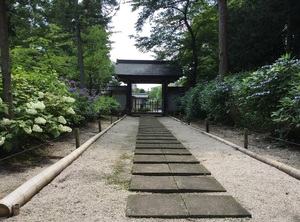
[[189, 120, 300, 170], [0, 116, 299, 201], [0, 118, 112, 200]]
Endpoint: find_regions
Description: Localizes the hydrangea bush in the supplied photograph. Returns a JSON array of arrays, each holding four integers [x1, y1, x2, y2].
[[180, 55, 300, 139], [0, 68, 75, 151]]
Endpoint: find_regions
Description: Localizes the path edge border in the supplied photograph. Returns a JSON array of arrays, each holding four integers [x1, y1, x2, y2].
[[0, 115, 127, 218], [168, 116, 300, 181]]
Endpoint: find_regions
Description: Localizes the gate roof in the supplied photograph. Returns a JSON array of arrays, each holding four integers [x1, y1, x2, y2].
[[114, 59, 183, 83]]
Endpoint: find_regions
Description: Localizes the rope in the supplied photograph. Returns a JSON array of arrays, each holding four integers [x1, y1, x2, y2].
[[0, 132, 72, 162]]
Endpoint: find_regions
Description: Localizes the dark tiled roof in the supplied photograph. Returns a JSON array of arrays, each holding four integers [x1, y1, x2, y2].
[[115, 60, 183, 78]]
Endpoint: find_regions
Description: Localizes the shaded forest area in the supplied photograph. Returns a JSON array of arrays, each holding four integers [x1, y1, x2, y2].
[[1, 0, 300, 153]]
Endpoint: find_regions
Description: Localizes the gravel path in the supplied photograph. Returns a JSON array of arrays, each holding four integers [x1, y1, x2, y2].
[[1, 116, 300, 222]]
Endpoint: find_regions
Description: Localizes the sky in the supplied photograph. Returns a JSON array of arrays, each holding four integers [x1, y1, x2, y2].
[[109, 2, 154, 62], [109, 2, 159, 90]]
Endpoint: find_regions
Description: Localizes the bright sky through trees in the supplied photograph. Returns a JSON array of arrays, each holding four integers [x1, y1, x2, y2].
[[110, 2, 154, 62], [110, 2, 158, 90]]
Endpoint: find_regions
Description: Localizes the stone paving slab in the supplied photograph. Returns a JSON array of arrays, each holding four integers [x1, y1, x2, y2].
[[136, 136, 177, 140], [129, 175, 226, 193], [174, 176, 226, 192], [133, 154, 199, 163], [126, 194, 188, 218], [132, 163, 211, 175], [137, 134, 173, 137], [135, 149, 163, 154], [162, 149, 192, 155], [132, 163, 171, 175], [126, 194, 251, 218], [136, 139, 181, 144], [181, 194, 251, 218], [134, 148, 192, 155], [169, 163, 211, 175], [135, 144, 185, 149], [130, 176, 178, 192]]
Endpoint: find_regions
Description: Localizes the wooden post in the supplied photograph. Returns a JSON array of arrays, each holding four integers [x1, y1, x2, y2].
[[244, 128, 249, 149], [98, 119, 102, 132], [205, 120, 209, 133], [75, 128, 80, 148], [110, 115, 113, 124]]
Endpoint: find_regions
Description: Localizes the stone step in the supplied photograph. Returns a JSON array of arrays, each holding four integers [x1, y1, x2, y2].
[[132, 163, 211, 176], [135, 148, 192, 155], [133, 154, 199, 163], [126, 194, 251, 218], [129, 175, 226, 193]]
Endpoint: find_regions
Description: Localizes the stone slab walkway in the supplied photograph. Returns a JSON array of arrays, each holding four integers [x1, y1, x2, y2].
[[126, 115, 251, 219]]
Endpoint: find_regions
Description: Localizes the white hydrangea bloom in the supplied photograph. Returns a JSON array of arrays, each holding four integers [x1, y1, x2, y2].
[[32, 124, 43, 132], [58, 116, 67, 124], [0, 137, 5, 146], [34, 101, 46, 110], [34, 117, 47, 124], [58, 124, 72, 132], [38, 92, 44, 98], [24, 127, 32, 134], [26, 108, 38, 115], [62, 96, 75, 103], [1, 118, 13, 125], [27, 101, 45, 110], [66, 107, 75, 115]]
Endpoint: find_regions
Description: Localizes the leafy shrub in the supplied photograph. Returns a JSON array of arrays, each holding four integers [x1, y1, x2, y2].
[[271, 72, 300, 139], [236, 55, 300, 130], [0, 68, 75, 151], [179, 54, 300, 139], [65, 79, 121, 122]]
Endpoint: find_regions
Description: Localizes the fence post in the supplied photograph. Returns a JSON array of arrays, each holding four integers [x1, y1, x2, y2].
[[244, 128, 249, 149], [110, 115, 113, 124], [205, 120, 209, 133], [179, 112, 182, 121], [98, 119, 102, 132], [75, 128, 80, 148]]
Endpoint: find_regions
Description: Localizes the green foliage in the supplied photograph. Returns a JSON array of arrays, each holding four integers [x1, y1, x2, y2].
[[0, 68, 75, 151], [66, 80, 121, 122], [271, 72, 300, 138], [82, 25, 113, 92], [180, 56, 300, 138], [236, 55, 300, 130]]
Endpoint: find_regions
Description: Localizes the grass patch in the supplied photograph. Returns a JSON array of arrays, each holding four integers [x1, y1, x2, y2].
[[106, 152, 132, 190]]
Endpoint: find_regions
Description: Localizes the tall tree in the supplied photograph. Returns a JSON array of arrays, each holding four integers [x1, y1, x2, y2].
[[0, 0, 13, 118], [218, 0, 228, 80], [131, 0, 202, 87]]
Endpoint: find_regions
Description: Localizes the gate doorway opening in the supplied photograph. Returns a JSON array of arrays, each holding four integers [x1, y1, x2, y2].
[[132, 84, 162, 113], [114, 59, 184, 116]]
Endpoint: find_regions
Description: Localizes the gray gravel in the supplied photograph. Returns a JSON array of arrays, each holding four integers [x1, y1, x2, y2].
[[1, 116, 300, 222]]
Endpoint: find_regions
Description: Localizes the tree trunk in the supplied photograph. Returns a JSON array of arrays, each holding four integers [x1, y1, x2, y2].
[[0, 0, 13, 118], [184, 0, 198, 87], [218, 0, 228, 81], [76, 21, 86, 88], [74, 0, 86, 88]]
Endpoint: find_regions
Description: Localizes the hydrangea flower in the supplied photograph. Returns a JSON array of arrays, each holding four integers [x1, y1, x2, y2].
[[1, 118, 13, 125], [0, 137, 5, 146], [67, 107, 75, 114], [34, 117, 47, 124], [27, 101, 45, 110], [58, 116, 67, 124], [32, 124, 43, 132], [26, 108, 37, 115], [58, 124, 72, 132], [62, 96, 75, 103], [24, 127, 32, 134], [38, 92, 44, 98]]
